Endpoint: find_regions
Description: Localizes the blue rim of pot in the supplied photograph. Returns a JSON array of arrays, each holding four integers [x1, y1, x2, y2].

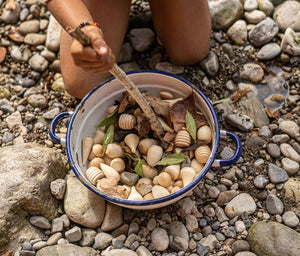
[[66, 70, 220, 207]]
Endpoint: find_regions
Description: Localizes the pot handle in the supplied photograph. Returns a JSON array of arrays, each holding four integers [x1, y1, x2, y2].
[[212, 130, 242, 167], [49, 111, 73, 146]]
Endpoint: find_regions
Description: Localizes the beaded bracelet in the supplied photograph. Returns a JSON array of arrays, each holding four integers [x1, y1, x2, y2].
[[77, 21, 99, 30]]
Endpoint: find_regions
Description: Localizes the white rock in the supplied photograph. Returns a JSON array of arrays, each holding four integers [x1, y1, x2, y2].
[[225, 193, 256, 218], [281, 28, 300, 56]]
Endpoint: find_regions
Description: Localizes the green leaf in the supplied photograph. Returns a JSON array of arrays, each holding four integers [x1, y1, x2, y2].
[[95, 108, 118, 130], [126, 153, 146, 177], [185, 111, 197, 141], [102, 124, 114, 154], [135, 159, 144, 177], [295, 37, 300, 44], [212, 97, 230, 105], [155, 153, 187, 166], [125, 153, 140, 162]]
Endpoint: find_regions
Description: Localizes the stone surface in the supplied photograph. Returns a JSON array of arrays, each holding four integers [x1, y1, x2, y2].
[[248, 221, 300, 256], [225, 193, 256, 218], [0, 143, 68, 253], [36, 244, 98, 256], [64, 176, 105, 229]]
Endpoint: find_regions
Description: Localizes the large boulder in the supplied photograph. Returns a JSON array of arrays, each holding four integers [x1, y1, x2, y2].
[[0, 143, 69, 253], [248, 221, 300, 256]]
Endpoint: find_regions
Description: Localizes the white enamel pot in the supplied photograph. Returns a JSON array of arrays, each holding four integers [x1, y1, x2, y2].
[[50, 70, 242, 210]]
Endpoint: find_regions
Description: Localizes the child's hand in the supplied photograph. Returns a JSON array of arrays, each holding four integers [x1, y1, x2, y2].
[[70, 26, 115, 73]]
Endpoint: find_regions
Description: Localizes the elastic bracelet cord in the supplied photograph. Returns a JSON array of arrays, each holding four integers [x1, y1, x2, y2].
[[77, 21, 99, 30]]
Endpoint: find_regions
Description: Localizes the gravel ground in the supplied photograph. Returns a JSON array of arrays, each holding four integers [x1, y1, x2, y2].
[[1, 0, 300, 255]]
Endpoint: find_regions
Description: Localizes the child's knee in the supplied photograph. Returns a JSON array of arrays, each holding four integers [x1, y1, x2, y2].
[[168, 44, 210, 66]]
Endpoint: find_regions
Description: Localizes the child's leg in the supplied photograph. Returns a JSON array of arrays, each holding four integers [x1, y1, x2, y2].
[[60, 0, 131, 99], [149, 0, 211, 65]]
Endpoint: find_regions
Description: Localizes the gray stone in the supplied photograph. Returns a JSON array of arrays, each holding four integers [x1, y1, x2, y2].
[[257, 43, 281, 60], [101, 202, 123, 232], [94, 232, 113, 250], [199, 51, 219, 76], [169, 221, 189, 251], [65, 226, 82, 242], [225, 113, 254, 131], [29, 216, 51, 229], [29, 54, 49, 72], [253, 175, 269, 188], [46, 15, 61, 52], [248, 221, 300, 256], [129, 28, 155, 52], [268, 163, 289, 183], [266, 194, 284, 215], [27, 94, 48, 109], [64, 176, 105, 229], [249, 17, 279, 47], [282, 211, 299, 227], [267, 143, 281, 158], [0, 143, 68, 253], [151, 227, 169, 251], [79, 228, 97, 247], [118, 42, 133, 63], [36, 244, 98, 256]]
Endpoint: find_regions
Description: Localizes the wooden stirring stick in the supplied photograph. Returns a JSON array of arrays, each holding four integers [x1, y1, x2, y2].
[[66, 26, 165, 141]]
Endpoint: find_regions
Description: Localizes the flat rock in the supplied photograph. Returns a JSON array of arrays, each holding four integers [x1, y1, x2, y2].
[[64, 176, 105, 229], [101, 203, 123, 232]]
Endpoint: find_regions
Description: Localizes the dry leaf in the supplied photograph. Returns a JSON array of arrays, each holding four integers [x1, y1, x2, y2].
[[0, 47, 7, 63], [5, 0, 16, 10], [231, 87, 252, 103], [170, 93, 197, 132], [144, 94, 170, 118], [8, 27, 24, 42], [134, 108, 151, 137], [265, 106, 279, 118]]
